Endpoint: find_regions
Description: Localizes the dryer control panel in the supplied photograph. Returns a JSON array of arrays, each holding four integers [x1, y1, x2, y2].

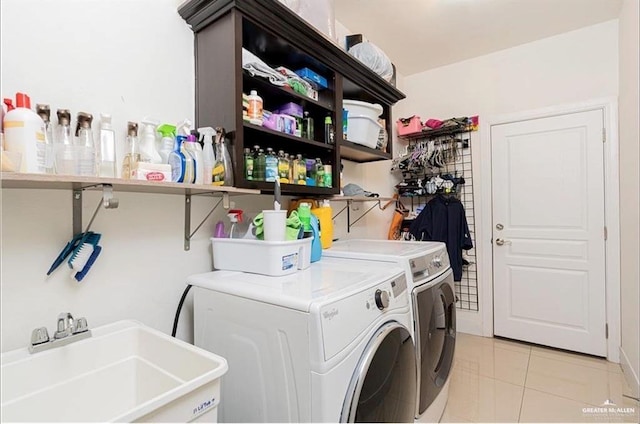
[[318, 273, 409, 362], [409, 247, 450, 283]]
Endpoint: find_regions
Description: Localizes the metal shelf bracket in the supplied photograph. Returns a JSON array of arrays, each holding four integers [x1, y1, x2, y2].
[[184, 192, 230, 251], [332, 198, 385, 233], [72, 184, 119, 237]]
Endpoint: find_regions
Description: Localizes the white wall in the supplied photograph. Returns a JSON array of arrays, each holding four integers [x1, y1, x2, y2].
[[0, 0, 277, 352], [618, 0, 640, 396], [391, 20, 619, 334]]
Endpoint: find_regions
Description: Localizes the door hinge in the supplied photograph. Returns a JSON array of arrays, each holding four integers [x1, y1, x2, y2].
[[606, 323, 609, 339], [602, 128, 606, 143], [604, 226, 608, 240]]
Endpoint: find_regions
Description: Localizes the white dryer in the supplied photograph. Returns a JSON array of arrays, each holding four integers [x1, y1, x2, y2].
[[324, 240, 456, 423], [188, 257, 417, 423]]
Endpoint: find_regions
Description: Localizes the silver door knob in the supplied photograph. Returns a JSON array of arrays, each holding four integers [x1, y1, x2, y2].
[[495, 238, 511, 246]]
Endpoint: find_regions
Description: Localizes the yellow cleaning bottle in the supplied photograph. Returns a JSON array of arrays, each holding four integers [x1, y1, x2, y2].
[[311, 199, 333, 249]]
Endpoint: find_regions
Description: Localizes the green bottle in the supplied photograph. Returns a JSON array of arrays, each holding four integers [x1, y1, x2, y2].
[[315, 157, 324, 187], [298, 202, 312, 232], [244, 148, 254, 180], [254, 148, 266, 181]]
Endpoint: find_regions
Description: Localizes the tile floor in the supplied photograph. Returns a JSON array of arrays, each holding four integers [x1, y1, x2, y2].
[[441, 333, 640, 423]]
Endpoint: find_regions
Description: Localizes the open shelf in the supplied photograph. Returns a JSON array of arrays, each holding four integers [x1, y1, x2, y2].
[[340, 140, 392, 163], [243, 122, 334, 151], [398, 123, 472, 141], [242, 180, 338, 195], [243, 72, 334, 112], [0, 173, 260, 196]]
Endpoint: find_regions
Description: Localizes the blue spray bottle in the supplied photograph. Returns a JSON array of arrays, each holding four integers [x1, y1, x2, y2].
[[309, 213, 322, 263], [168, 135, 189, 182]]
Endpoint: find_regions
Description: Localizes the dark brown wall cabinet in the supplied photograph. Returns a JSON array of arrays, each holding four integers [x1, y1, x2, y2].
[[179, 0, 406, 195]]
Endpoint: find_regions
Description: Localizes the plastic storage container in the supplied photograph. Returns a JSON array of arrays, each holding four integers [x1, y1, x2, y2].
[[342, 99, 383, 149], [211, 238, 312, 276], [396, 115, 422, 136]]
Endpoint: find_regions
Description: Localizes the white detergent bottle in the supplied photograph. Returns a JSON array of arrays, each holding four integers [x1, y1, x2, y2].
[[157, 124, 176, 164], [184, 134, 204, 184], [140, 119, 162, 164], [198, 127, 216, 184], [3, 92, 45, 173]]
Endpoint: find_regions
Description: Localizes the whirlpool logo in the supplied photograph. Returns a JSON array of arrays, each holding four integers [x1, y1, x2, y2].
[[323, 308, 339, 320]]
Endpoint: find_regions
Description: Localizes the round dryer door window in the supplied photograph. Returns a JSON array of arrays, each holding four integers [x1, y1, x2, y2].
[[341, 322, 417, 423]]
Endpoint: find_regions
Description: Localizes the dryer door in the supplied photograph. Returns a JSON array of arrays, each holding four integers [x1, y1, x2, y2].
[[341, 322, 417, 423], [413, 269, 456, 417]]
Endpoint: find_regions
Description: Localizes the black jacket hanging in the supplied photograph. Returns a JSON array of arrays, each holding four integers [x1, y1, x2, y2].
[[408, 195, 473, 281]]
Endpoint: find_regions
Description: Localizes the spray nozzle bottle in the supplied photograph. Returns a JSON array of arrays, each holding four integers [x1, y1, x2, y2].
[[157, 124, 176, 164], [227, 209, 244, 238], [140, 118, 162, 164], [212, 127, 234, 186], [198, 127, 216, 185], [176, 119, 193, 136]]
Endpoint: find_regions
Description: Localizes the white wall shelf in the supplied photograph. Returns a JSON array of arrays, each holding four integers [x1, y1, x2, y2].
[[329, 196, 395, 232], [1, 172, 260, 250]]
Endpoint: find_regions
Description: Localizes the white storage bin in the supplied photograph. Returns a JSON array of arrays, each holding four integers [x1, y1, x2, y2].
[[343, 99, 383, 149], [211, 238, 312, 276]]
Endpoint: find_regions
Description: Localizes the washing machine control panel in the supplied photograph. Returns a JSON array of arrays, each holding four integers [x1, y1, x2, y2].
[[319, 272, 410, 361]]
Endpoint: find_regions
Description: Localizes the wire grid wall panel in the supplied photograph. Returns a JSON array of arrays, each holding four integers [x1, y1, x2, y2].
[[402, 133, 478, 311]]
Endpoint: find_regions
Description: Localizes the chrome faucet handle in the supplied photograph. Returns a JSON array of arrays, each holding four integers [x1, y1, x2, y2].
[[73, 317, 89, 334], [30, 327, 50, 346], [54, 312, 75, 339]]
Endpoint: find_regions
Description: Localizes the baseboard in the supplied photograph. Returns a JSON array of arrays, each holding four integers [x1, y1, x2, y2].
[[620, 346, 640, 399], [456, 309, 483, 336]]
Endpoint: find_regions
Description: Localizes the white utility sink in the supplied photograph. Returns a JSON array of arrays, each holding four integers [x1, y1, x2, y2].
[[1, 320, 228, 422]]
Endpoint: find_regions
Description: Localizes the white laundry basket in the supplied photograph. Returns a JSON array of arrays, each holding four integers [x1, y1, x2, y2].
[[343, 99, 383, 149]]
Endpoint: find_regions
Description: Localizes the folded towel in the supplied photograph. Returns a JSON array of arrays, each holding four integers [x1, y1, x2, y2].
[[253, 210, 303, 241]]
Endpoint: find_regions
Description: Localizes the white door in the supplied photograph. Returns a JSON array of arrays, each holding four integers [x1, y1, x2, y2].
[[491, 109, 607, 356]]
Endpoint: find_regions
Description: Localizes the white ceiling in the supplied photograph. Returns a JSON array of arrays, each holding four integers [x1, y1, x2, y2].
[[335, 0, 623, 76]]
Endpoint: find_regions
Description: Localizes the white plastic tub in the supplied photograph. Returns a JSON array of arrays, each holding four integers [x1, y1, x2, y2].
[[1, 320, 228, 423], [343, 99, 383, 149], [211, 237, 312, 276]]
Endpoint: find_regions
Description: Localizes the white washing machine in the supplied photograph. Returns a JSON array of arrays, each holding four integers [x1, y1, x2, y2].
[[188, 257, 417, 422], [324, 240, 456, 423]]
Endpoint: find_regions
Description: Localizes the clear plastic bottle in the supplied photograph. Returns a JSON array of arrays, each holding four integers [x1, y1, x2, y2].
[[265, 147, 278, 182], [277, 150, 289, 184], [288, 154, 295, 184], [75, 112, 96, 176], [199, 127, 216, 184], [212, 127, 234, 186], [98, 114, 117, 178], [295, 154, 306, 185], [54, 109, 75, 175], [254, 148, 266, 181], [35, 104, 55, 174], [244, 147, 254, 180], [303, 111, 314, 140], [121, 122, 140, 179]]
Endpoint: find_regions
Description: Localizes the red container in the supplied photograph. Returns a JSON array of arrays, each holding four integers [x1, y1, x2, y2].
[[396, 115, 422, 136]]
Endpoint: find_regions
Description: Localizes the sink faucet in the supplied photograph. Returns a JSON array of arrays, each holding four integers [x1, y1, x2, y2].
[[54, 312, 75, 339], [29, 312, 92, 354]]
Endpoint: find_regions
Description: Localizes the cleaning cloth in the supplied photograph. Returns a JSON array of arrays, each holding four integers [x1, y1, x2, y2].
[[253, 210, 303, 241]]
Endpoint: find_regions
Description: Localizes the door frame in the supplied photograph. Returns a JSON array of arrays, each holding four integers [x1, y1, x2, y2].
[[477, 98, 620, 362]]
